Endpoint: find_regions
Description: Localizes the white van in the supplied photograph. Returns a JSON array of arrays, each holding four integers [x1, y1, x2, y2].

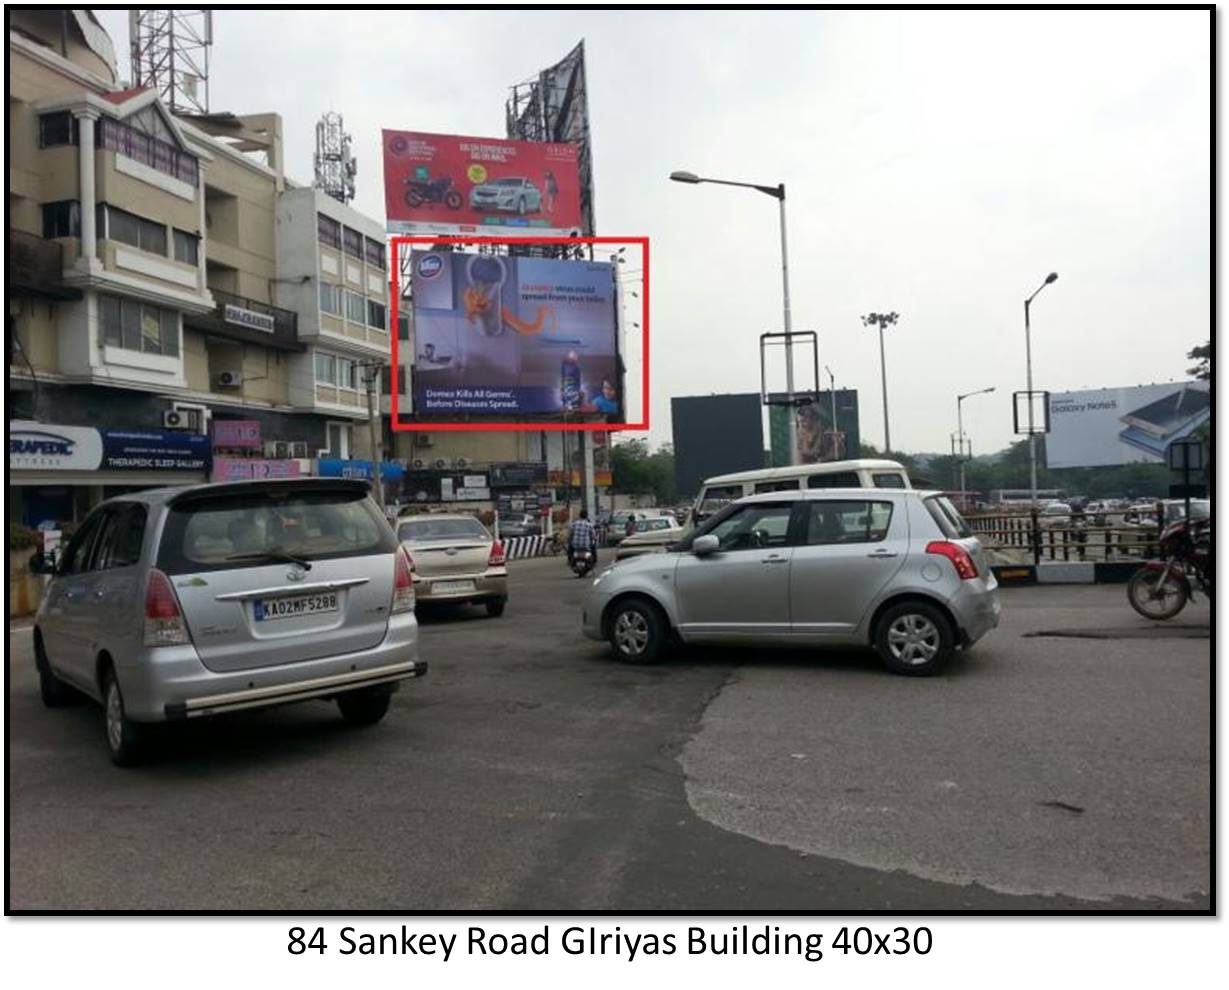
[[690, 459, 912, 524]]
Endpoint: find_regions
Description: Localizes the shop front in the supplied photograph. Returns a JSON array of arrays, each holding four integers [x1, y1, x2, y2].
[[10, 420, 211, 527]]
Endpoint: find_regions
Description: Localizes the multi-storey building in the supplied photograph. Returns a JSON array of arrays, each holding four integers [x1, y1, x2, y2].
[[8, 10, 390, 528]]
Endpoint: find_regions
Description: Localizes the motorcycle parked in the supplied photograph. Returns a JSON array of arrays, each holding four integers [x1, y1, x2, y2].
[[570, 547, 596, 578], [404, 176, 463, 210], [1127, 516, 1211, 620]]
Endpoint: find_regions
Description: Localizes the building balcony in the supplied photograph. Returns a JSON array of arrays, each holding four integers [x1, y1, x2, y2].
[[7, 228, 82, 300], [184, 288, 304, 352]]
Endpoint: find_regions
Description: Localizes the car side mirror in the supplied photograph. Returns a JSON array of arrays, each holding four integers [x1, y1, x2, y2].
[[692, 534, 720, 556]]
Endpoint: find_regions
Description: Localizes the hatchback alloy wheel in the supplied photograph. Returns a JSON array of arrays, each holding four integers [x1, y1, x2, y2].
[[887, 613, 940, 665], [608, 599, 666, 665], [614, 610, 649, 656]]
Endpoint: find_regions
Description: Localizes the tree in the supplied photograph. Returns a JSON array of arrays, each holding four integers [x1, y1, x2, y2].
[[610, 439, 676, 505], [1187, 341, 1210, 381]]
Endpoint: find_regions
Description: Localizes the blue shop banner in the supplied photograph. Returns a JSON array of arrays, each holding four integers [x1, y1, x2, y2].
[[99, 429, 212, 472], [317, 458, 404, 482]]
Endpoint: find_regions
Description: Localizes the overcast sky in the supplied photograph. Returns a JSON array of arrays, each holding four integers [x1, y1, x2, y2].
[[97, 8, 1210, 455]]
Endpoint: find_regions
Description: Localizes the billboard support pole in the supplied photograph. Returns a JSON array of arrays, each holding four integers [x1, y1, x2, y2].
[[582, 430, 596, 519]]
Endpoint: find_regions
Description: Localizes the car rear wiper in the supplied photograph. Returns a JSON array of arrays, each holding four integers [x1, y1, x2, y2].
[[225, 546, 313, 570]]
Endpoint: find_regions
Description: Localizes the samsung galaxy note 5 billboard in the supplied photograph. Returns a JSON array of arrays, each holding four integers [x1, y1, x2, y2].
[[411, 250, 619, 417], [1046, 381, 1210, 468], [383, 130, 582, 237]]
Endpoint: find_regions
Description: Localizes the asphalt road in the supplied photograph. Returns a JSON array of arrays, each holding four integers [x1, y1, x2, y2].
[[7, 558, 1210, 911]]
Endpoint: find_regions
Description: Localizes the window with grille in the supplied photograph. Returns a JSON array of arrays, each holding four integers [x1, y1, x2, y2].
[[317, 213, 341, 249], [102, 204, 167, 255], [99, 295, 179, 357]]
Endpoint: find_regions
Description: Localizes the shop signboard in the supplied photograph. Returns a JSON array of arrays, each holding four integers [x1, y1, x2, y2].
[[10, 421, 209, 473], [490, 462, 548, 487], [99, 429, 210, 471], [212, 457, 301, 482], [212, 420, 262, 449], [317, 459, 405, 482], [9, 422, 104, 471]]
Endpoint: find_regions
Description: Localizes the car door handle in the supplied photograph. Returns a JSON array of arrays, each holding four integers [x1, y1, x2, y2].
[[761, 555, 789, 564], [867, 549, 898, 558]]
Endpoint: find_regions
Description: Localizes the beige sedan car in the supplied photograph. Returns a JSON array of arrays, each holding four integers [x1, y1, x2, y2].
[[615, 516, 687, 559], [396, 514, 508, 616]]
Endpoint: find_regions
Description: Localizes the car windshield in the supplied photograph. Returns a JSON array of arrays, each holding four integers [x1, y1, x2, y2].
[[159, 488, 395, 574], [1164, 500, 1210, 523], [491, 178, 524, 186], [399, 518, 488, 541]]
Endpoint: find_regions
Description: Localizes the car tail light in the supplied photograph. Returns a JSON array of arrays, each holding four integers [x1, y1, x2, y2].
[[143, 569, 191, 646], [926, 541, 979, 580], [488, 540, 506, 567], [392, 546, 416, 614]]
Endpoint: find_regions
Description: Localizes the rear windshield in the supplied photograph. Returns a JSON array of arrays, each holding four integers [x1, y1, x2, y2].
[[158, 488, 395, 574], [399, 517, 488, 541], [924, 495, 972, 539]]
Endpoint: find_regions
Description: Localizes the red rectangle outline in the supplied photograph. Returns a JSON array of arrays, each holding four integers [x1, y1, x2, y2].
[[390, 235, 648, 432]]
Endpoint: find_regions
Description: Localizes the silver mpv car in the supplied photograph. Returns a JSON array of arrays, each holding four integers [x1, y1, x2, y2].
[[582, 489, 1000, 675], [31, 479, 427, 765]]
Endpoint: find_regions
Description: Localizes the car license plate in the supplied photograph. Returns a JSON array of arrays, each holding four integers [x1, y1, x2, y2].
[[433, 580, 476, 595], [253, 592, 339, 621]]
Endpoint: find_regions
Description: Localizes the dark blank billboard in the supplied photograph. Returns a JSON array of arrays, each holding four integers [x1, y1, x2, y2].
[[672, 394, 764, 499]]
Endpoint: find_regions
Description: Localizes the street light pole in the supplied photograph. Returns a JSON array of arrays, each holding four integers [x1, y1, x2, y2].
[[824, 364, 838, 460], [1023, 273, 1059, 509], [956, 386, 995, 509], [860, 311, 899, 453], [670, 171, 798, 463]]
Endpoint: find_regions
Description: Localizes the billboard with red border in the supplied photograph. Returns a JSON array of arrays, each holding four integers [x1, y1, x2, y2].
[[382, 130, 582, 237], [390, 236, 649, 432]]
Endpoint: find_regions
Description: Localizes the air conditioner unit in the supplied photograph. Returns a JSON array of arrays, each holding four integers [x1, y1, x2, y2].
[[216, 370, 243, 387], [411, 458, 426, 471], [415, 433, 434, 447], [290, 441, 309, 458], [163, 408, 200, 431], [432, 458, 448, 470], [455, 457, 470, 469], [263, 440, 291, 459]]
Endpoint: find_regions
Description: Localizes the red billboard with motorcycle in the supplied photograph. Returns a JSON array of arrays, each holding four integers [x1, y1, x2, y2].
[[382, 130, 583, 237]]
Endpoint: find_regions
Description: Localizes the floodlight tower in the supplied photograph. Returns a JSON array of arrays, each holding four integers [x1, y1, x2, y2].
[[314, 112, 357, 205], [129, 10, 213, 114]]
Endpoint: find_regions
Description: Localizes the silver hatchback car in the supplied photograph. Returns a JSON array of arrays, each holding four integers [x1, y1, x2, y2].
[[30, 479, 427, 765], [582, 489, 999, 675]]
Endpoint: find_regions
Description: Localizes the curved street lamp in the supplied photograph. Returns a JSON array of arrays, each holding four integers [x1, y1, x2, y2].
[[671, 169, 797, 462]]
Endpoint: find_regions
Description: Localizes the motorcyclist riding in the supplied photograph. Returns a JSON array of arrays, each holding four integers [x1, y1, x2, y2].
[[568, 509, 597, 568]]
